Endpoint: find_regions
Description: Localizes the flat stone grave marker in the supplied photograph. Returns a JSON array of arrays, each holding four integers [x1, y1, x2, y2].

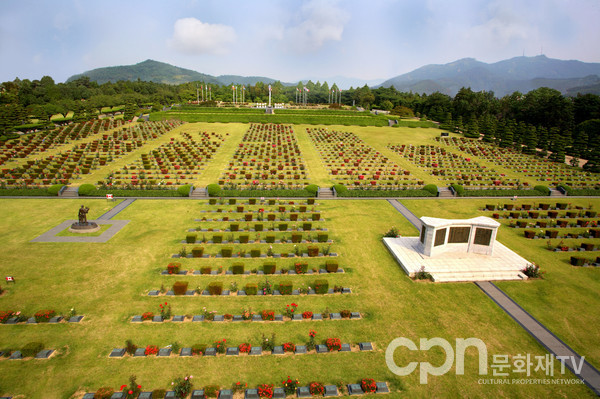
[[213, 315, 225, 322], [186, 290, 195, 296], [376, 382, 390, 393], [292, 314, 302, 321], [83, 394, 96, 399], [166, 290, 174, 296], [350, 312, 361, 319], [327, 288, 334, 294], [312, 314, 322, 320], [172, 315, 185, 322], [131, 315, 143, 323], [35, 349, 53, 359], [138, 393, 152, 399], [69, 315, 84, 323], [219, 389, 233, 399], [342, 288, 351, 294], [202, 290, 210, 295], [27, 317, 37, 324], [249, 347, 262, 356], [338, 268, 345, 273], [148, 290, 159, 296], [9, 350, 22, 359], [330, 313, 341, 320], [164, 392, 176, 399], [221, 290, 230, 296], [292, 290, 299, 295], [49, 316, 63, 323], [245, 389, 260, 399], [324, 385, 338, 397], [297, 386, 311, 398], [205, 347, 217, 356], [232, 315, 243, 322], [191, 390, 206, 399], [193, 315, 205, 322], [226, 347, 239, 356], [134, 348, 146, 357], [295, 345, 307, 354], [180, 347, 192, 357], [308, 289, 315, 295], [319, 269, 327, 274], [252, 314, 262, 321], [274, 315, 283, 321], [110, 393, 125, 399], [347, 384, 364, 395], [272, 388, 285, 399], [152, 315, 163, 323], [272, 346, 284, 355], [273, 290, 281, 295], [340, 344, 351, 352], [359, 342, 373, 351], [257, 291, 264, 296], [158, 348, 171, 357], [316, 345, 328, 353], [109, 348, 125, 357], [238, 291, 246, 296]]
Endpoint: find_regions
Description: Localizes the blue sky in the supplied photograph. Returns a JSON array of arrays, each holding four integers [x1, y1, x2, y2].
[[0, 0, 599, 84]]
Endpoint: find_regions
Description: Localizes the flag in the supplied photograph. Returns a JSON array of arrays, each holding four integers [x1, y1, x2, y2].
[[269, 85, 272, 92]]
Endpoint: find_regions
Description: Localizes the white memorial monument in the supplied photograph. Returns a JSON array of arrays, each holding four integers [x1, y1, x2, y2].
[[384, 216, 530, 282]]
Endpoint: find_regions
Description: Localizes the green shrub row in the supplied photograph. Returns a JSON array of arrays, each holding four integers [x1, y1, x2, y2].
[[216, 189, 315, 198], [458, 188, 549, 197], [0, 188, 53, 196], [558, 184, 600, 196], [336, 189, 435, 197]]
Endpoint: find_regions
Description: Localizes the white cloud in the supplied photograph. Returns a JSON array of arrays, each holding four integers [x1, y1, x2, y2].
[[284, 0, 350, 53], [169, 17, 236, 55]]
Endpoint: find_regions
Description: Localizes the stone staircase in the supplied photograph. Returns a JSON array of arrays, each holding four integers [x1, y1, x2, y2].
[[190, 187, 208, 199], [437, 187, 454, 198], [318, 188, 335, 199], [549, 188, 565, 197], [60, 186, 79, 198]]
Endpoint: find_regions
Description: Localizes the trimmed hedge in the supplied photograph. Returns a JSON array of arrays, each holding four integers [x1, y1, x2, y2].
[[336, 189, 435, 197], [186, 233, 197, 244], [216, 189, 313, 197], [533, 185, 550, 196], [89, 189, 183, 197], [314, 279, 329, 294], [48, 184, 65, 196], [0, 188, 52, 196], [423, 184, 438, 196], [232, 263, 245, 275], [558, 184, 600, 196], [332, 184, 347, 195], [192, 247, 204, 258], [304, 184, 319, 196], [459, 189, 548, 197], [177, 184, 192, 197], [207, 184, 221, 196], [78, 184, 96, 196], [325, 260, 339, 273], [208, 282, 223, 295], [263, 262, 276, 274], [173, 281, 188, 295], [450, 184, 464, 196], [279, 281, 293, 295], [245, 283, 258, 295]]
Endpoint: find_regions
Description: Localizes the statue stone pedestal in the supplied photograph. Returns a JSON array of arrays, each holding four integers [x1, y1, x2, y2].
[[69, 221, 100, 233]]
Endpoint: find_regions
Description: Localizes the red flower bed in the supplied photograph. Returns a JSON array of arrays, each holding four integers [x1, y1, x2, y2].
[[239, 343, 252, 353], [34, 309, 56, 323], [144, 345, 158, 355], [361, 378, 377, 393], [326, 337, 342, 351], [258, 384, 274, 398], [302, 311, 313, 319], [309, 382, 325, 396], [283, 342, 296, 352], [142, 312, 154, 321]]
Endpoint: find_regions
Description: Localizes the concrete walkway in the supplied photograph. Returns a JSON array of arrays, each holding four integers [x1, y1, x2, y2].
[[476, 282, 600, 395], [98, 199, 136, 220], [387, 199, 422, 230]]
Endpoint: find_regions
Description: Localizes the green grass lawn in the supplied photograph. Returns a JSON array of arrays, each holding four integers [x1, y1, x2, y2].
[[0, 198, 596, 398]]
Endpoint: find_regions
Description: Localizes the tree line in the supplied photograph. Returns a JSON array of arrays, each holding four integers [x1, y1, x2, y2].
[[1, 76, 599, 170]]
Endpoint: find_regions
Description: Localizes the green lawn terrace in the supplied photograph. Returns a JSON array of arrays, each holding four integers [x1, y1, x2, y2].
[[388, 143, 517, 189], [0, 120, 184, 188], [219, 124, 309, 190], [0, 119, 125, 166], [103, 130, 224, 187], [306, 128, 420, 189], [436, 136, 600, 189]]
